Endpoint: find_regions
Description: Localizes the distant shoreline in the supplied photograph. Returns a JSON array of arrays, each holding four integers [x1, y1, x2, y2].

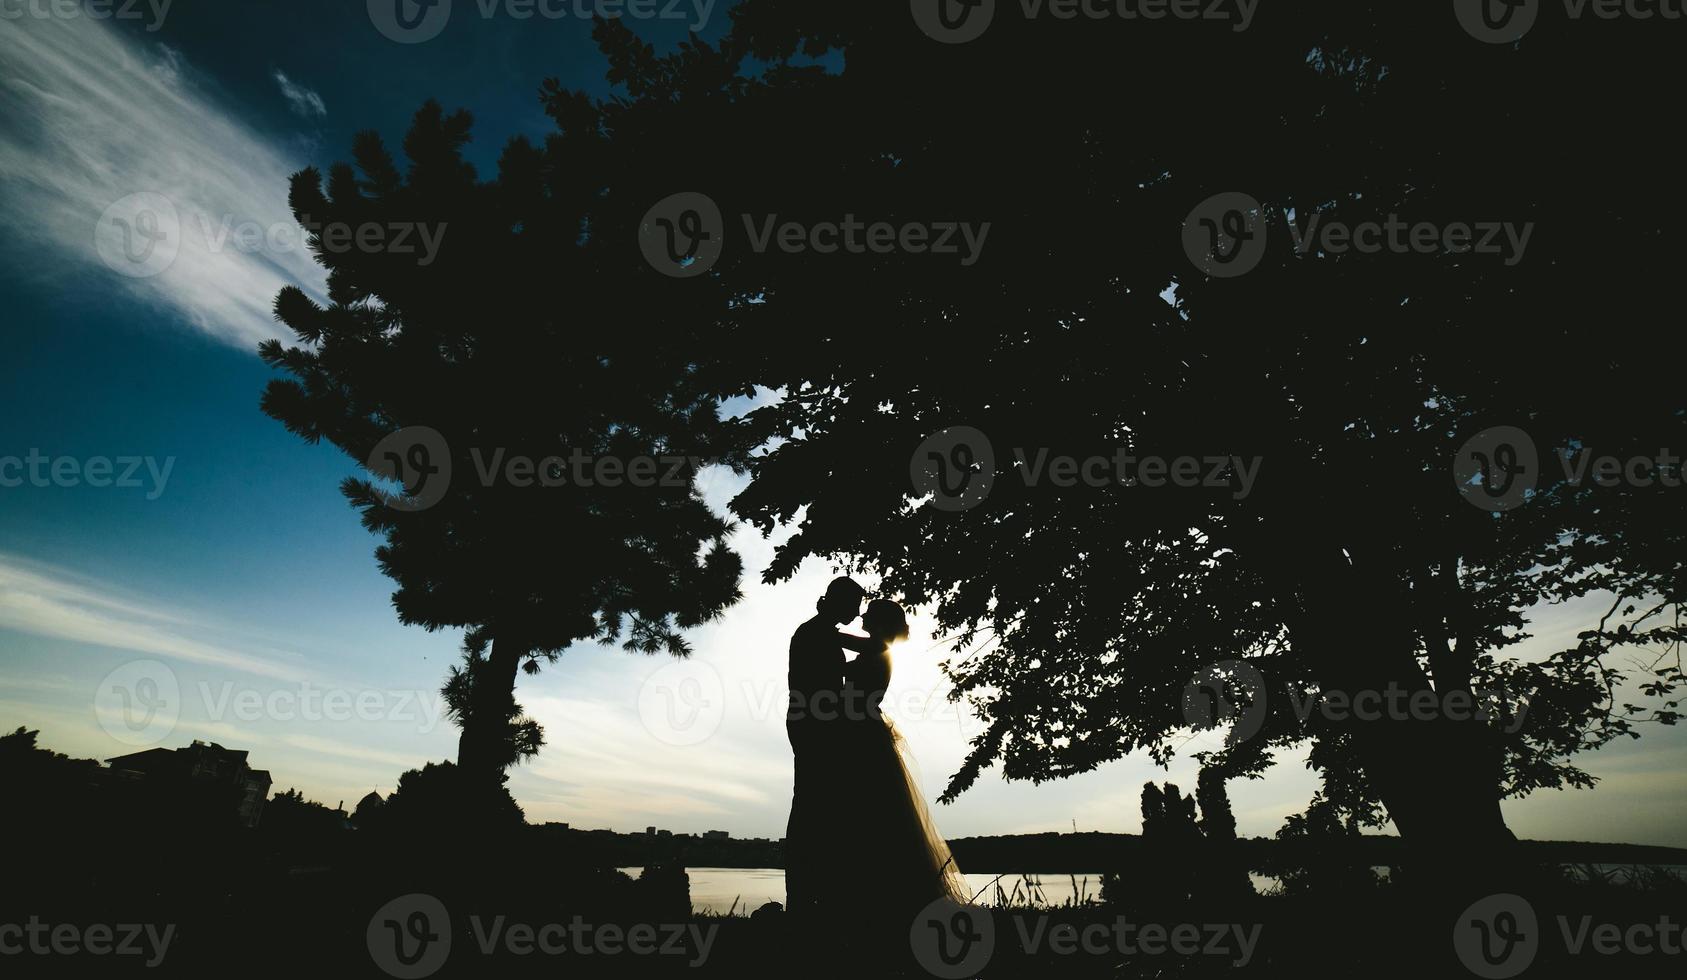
[[540, 825, 1687, 873]]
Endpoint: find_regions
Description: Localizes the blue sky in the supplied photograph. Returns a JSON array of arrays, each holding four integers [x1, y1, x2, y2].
[[1, 2, 1683, 847]]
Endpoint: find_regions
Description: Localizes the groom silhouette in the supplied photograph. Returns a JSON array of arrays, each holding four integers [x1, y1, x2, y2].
[[785, 575, 866, 918]]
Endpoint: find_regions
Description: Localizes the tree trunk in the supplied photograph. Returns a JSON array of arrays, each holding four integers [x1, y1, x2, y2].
[[455, 634, 525, 778], [1288, 544, 1519, 895]]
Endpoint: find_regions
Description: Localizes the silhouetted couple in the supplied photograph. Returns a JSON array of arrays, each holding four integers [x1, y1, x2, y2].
[[785, 577, 969, 943]]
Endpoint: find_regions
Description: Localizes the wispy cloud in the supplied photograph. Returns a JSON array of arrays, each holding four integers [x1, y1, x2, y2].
[[0, 17, 326, 348], [280, 733, 432, 771], [0, 553, 308, 681], [272, 70, 326, 118], [511, 692, 782, 826]]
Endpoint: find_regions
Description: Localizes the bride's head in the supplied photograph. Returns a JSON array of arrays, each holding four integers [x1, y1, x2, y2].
[[861, 599, 910, 643]]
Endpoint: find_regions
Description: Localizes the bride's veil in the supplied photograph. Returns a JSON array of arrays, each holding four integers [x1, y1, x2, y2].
[[884, 715, 973, 905]]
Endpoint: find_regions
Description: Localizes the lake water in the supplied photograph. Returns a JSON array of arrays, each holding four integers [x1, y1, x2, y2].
[[627, 865, 1687, 914], [619, 868, 1119, 913]]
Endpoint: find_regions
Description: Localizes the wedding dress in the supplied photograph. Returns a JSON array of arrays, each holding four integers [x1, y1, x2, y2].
[[841, 644, 971, 912]]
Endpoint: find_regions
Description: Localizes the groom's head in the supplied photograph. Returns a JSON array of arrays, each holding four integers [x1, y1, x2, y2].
[[817, 576, 866, 625]]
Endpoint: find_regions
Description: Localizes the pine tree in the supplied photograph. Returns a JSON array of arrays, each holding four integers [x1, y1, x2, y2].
[[260, 101, 751, 782]]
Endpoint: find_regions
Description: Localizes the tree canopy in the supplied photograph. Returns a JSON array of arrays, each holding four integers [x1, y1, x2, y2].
[[259, 99, 751, 774], [259, 1, 1685, 870], [613, 1, 1687, 864]]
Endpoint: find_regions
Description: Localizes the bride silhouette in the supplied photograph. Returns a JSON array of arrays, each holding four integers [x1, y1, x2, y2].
[[836, 599, 970, 930]]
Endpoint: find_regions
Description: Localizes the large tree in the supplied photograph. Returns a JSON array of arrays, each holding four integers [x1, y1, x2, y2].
[[258, 3, 1686, 881], [260, 100, 751, 780], [602, 1, 1687, 888]]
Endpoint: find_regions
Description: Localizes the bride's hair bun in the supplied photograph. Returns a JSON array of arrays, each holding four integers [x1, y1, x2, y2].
[[865, 598, 911, 641]]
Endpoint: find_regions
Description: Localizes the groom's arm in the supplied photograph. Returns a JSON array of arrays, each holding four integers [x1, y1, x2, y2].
[[836, 630, 877, 655]]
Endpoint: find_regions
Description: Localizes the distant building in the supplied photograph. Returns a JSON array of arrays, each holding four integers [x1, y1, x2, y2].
[[703, 830, 729, 840], [106, 741, 273, 828], [353, 791, 385, 828], [647, 826, 657, 836], [242, 770, 271, 826], [657, 829, 672, 837]]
